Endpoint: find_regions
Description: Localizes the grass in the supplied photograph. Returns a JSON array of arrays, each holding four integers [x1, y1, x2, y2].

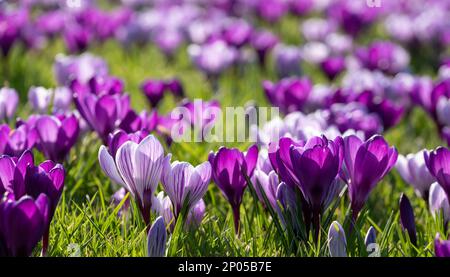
[[0, 14, 447, 257]]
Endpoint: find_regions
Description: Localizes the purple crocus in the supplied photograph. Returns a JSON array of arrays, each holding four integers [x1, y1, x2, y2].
[[288, 135, 343, 239], [98, 134, 171, 228], [53, 53, 108, 86], [223, 19, 253, 49], [63, 24, 91, 54], [435, 233, 450, 257], [399, 193, 417, 245], [263, 77, 312, 114], [147, 216, 166, 257], [328, 221, 347, 257], [161, 160, 211, 220], [343, 135, 398, 221], [396, 150, 435, 200], [208, 145, 258, 234], [73, 84, 130, 143], [141, 80, 165, 107], [0, 87, 18, 122], [250, 30, 278, 68], [320, 56, 346, 81], [0, 150, 65, 255], [34, 114, 80, 162], [0, 124, 38, 157], [425, 147, 450, 206], [256, 0, 287, 23], [273, 44, 302, 78], [0, 193, 49, 257]]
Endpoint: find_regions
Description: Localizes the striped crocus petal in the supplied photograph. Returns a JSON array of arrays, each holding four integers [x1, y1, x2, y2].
[[328, 221, 347, 257], [147, 216, 167, 257]]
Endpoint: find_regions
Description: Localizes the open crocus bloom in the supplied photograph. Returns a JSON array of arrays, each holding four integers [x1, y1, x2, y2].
[[98, 134, 171, 227]]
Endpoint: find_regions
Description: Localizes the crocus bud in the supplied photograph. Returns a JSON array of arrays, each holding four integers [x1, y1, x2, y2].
[[141, 80, 166, 107], [28, 86, 53, 114], [328, 221, 347, 257], [147, 216, 166, 257], [425, 147, 450, 204], [399, 193, 417, 245], [365, 226, 377, 248], [0, 87, 18, 122]]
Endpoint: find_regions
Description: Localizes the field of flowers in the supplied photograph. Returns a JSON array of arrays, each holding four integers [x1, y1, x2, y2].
[[1, 0, 450, 258]]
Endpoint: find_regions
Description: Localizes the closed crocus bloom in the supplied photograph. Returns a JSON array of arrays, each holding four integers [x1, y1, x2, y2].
[[429, 182, 450, 224], [147, 216, 166, 257], [0, 193, 49, 257], [435, 233, 450, 257], [256, 0, 287, 23], [437, 97, 450, 127], [365, 226, 377, 248], [0, 87, 18, 122], [164, 78, 184, 98], [28, 86, 53, 114], [53, 53, 108, 86], [152, 191, 175, 230], [253, 170, 278, 210], [154, 28, 183, 59], [223, 19, 253, 48], [250, 30, 278, 68], [399, 194, 417, 245], [343, 135, 398, 221], [263, 77, 312, 114], [52, 87, 73, 114], [35, 115, 79, 162], [63, 24, 91, 54], [188, 40, 237, 79], [209, 145, 258, 234], [161, 161, 211, 219], [186, 199, 206, 229], [328, 221, 347, 257], [396, 150, 435, 200], [289, 136, 343, 239], [107, 129, 149, 158], [141, 80, 166, 107], [273, 44, 302, 78], [98, 135, 171, 227], [320, 56, 346, 81], [118, 110, 158, 134], [425, 147, 450, 204], [74, 88, 130, 143]]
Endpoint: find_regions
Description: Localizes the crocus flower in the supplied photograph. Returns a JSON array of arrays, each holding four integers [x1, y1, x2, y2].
[[165, 78, 184, 98], [73, 87, 130, 143], [161, 160, 211, 219], [399, 193, 417, 245], [52, 87, 73, 114], [343, 135, 398, 221], [63, 24, 91, 54], [396, 150, 436, 200], [98, 134, 171, 227], [28, 86, 53, 114], [365, 226, 377, 248], [0, 193, 50, 257], [34, 114, 80, 162], [223, 19, 253, 49], [355, 41, 410, 75], [53, 53, 108, 86], [118, 110, 158, 134], [0, 87, 18, 122], [429, 182, 450, 224], [288, 136, 343, 239], [0, 124, 38, 157], [188, 40, 237, 81], [141, 80, 166, 107], [0, 150, 65, 255], [208, 145, 258, 234], [250, 30, 278, 68], [111, 187, 130, 217], [256, 0, 287, 23], [328, 221, 347, 257], [147, 216, 166, 257], [262, 77, 312, 114], [425, 147, 450, 205], [320, 56, 346, 81], [154, 28, 183, 59], [186, 199, 206, 229], [273, 44, 302, 78], [435, 233, 450, 257]]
